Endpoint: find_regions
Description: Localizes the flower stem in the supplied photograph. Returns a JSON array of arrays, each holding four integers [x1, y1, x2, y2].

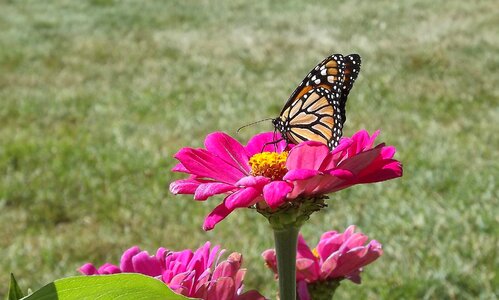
[[273, 225, 300, 300]]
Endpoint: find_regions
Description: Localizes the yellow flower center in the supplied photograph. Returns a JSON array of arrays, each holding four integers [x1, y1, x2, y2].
[[249, 151, 288, 180], [312, 248, 320, 258]]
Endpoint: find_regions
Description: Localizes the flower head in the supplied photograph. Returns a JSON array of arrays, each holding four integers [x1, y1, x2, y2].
[[79, 243, 265, 300], [262, 225, 382, 300], [170, 130, 402, 230]]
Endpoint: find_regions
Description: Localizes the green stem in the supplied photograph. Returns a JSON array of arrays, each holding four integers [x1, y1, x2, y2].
[[273, 225, 300, 300]]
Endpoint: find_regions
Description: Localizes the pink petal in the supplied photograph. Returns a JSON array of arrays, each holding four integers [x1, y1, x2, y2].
[[187, 242, 211, 270], [324, 169, 354, 179], [98, 263, 121, 274], [329, 248, 368, 278], [337, 147, 383, 176], [317, 234, 345, 259], [283, 169, 321, 181], [319, 230, 339, 240], [235, 175, 270, 188], [155, 248, 169, 267], [120, 246, 141, 272], [166, 250, 193, 273], [174, 148, 244, 184], [236, 290, 267, 300], [296, 258, 318, 281], [331, 241, 382, 279], [287, 174, 344, 199], [193, 283, 209, 299], [204, 132, 251, 175], [343, 225, 357, 238], [263, 181, 293, 208], [213, 260, 238, 280], [245, 131, 288, 155], [318, 139, 353, 170], [348, 130, 378, 155], [171, 285, 190, 297], [297, 234, 317, 261], [332, 137, 354, 155], [170, 271, 193, 289], [339, 233, 369, 252], [171, 261, 189, 277], [357, 159, 403, 183], [227, 252, 243, 269], [194, 182, 235, 200], [206, 277, 236, 300], [261, 249, 278, 274], [320, 253, 339, 278], [172, 162, 189, 173], [328, 130, 381, 167], [380, 145, 396, 159], [203, 201, 236, 231], [207, 245, 222, 269], [169, 177, 207, 195], [234, 268, 246, 293], [297, 280, 311, 300], [346, 270, 362, 284], [296, 235, 320, 281], [132, 251, 163, 277], [162, 270, 173, 283], [225, 187, 262, 210], [79, 263, 98, 275], [286, 141, 330, 170]]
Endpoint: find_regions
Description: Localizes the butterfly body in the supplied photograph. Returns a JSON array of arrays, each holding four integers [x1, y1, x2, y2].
[[273, 54, 361, 149]]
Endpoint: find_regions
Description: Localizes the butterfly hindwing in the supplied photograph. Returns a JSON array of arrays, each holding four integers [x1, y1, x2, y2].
[[279, 85, 343, 148]]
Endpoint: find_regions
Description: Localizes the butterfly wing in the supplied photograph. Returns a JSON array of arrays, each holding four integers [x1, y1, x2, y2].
[[281, 54, 346, 115], [275, 53, 360, 149], [339, 54, 361, 124], [278, 86, 343, 149]]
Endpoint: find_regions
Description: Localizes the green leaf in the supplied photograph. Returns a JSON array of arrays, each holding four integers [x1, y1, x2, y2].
[[20, 274, 196, 300], [6, 274, 24, 300]]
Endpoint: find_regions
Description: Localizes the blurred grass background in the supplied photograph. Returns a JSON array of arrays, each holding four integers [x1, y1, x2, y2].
[[1, 0, 498, 298]]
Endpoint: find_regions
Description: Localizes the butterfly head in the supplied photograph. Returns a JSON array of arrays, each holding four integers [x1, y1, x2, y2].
[[271, 118, 279, 127], [272, 117, 287, 135]]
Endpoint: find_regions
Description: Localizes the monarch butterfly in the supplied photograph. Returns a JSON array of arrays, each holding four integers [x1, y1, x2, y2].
[[272, 54, 361, 149]]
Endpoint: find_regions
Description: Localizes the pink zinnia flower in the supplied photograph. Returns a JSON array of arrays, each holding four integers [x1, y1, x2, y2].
[[79, 242, 265, 300], [262, 225, 382, 300], [170, 130, 402, 230]]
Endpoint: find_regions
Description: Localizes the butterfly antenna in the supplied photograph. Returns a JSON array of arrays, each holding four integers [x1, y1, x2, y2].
[[236, 118, 273, 134], [273, 129, 278, 152]]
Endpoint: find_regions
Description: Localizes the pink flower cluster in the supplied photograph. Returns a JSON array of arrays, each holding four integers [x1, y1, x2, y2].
[[262, 226, 382, 300], [170, 130, 402, 230], [79, 242, 264, 300]]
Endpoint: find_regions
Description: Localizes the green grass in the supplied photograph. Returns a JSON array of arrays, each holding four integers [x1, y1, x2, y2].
[[1, 0, 498, 298]]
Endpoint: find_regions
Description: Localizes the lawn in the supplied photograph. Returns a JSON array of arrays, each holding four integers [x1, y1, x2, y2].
[[1, 0, 498, 298]]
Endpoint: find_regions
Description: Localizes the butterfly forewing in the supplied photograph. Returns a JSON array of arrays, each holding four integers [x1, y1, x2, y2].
[[282, 54, 346, 114], [342, 54, 361, 96], [339, 54, 362, 124]]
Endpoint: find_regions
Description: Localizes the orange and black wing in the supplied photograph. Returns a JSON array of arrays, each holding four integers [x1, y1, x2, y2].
[[274, 53, 361, 149], [281, 54, 346, 115], [278, 86, 344, 149]]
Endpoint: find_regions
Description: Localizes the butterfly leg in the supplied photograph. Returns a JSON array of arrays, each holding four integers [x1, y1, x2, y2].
[[260, 138, 285, 153]]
